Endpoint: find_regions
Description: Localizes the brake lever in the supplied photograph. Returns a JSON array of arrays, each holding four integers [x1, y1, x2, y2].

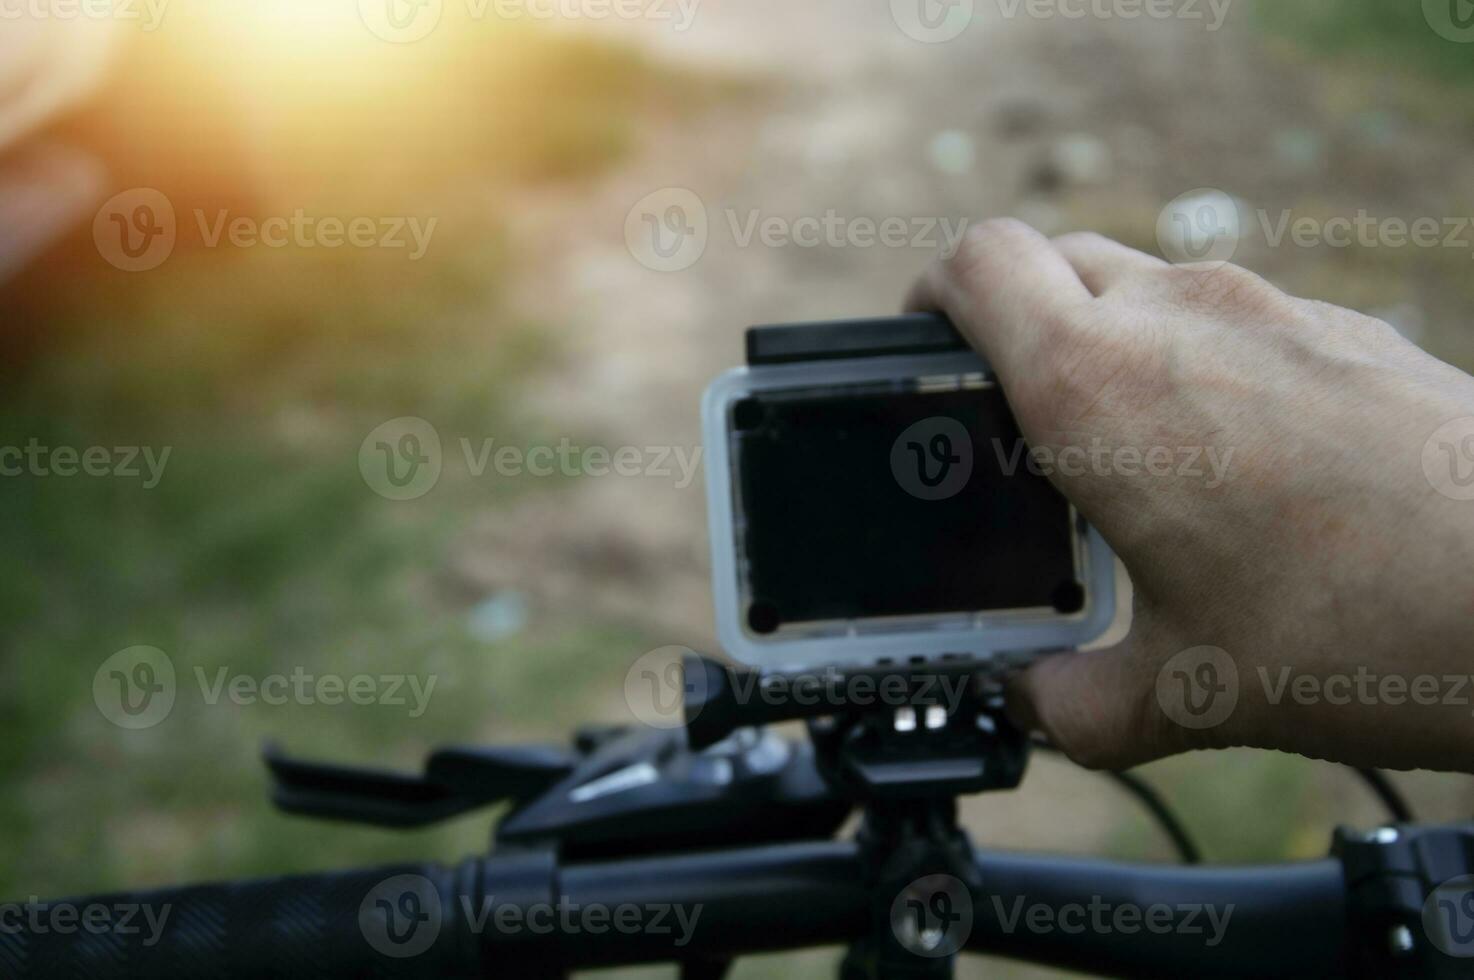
[[263, 741, 577, 828]]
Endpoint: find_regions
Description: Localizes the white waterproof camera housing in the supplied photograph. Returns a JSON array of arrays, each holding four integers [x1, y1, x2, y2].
[[702, 315, 1117, 670]]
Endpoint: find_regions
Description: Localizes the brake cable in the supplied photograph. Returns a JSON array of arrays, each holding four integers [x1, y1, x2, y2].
[[1031, 736, 1416, 865]]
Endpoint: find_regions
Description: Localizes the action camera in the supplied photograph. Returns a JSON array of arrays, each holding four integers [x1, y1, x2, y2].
[[702, 314, 1117, 669]]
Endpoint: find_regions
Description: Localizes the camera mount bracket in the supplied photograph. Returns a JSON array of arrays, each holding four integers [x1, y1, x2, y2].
[[682, 652, 1030, 979]]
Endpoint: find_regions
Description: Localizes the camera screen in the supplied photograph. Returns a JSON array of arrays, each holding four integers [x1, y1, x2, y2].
[[733, 383, 1082, 635]]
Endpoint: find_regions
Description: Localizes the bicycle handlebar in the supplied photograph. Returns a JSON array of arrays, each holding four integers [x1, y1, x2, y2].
[[1, 840, 1351, 979], [0, 861, 480, 979], [966, 850, 1346, 977]]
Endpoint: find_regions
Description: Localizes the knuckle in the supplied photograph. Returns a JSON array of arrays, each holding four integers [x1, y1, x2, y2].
[[1052, 230, 1108, 251], [944, 218, 1033, 278], [1287, 304, 1414, 371], [1338, 307, 1408, 351], [975, 215, 1034, 242], [1165, 262, 1288, 320]]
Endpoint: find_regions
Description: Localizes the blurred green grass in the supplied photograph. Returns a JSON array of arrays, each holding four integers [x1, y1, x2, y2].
[[1255, 0, 1474, 86], [0, 28, 698, 900], [0, 235, 657, 896]]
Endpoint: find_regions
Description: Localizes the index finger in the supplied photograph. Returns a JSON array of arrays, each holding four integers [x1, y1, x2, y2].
[[905, 218, 1092, 384]]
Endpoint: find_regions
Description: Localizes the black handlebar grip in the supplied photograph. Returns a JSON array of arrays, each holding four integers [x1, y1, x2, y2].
[[0, 860, 489, 980]]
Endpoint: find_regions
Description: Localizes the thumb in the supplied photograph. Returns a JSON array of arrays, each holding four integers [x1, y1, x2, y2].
[[1006, 641, 1186, 770]]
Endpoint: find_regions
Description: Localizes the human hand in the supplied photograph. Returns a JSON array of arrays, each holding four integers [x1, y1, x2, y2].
[[906, 219, 1474, 772]]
